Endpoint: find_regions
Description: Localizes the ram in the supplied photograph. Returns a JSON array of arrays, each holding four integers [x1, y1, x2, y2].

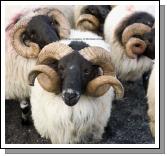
[[5, 6, 71, 123], [28, 30, 124, 143], [74, 5, 114, 36], [104, 5, 155, 82], [147, 65, 155, 137]]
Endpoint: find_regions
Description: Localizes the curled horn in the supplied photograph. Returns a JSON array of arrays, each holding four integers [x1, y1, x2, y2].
[[48, 9, 71, 39], [29, 42, 73, 93], [80, 47, 124, 98], [28, 65, 60, 93], [122, 23, 151, 59], [37, 42, 73, 64], [76, 14, 100, 32], [11, 19, 40, 58], [86, 76, 124, 99], [11, 7, 71, 59]]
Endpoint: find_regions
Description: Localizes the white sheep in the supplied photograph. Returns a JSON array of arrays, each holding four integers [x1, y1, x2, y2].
[[28, 30, 124, 143], [5, 6, 72, 122], [104, 5, 155, 81], [147, 65, 155, 137]]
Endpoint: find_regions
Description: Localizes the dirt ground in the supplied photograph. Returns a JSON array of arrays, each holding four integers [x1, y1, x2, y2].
[[5, 78, 154, 144]]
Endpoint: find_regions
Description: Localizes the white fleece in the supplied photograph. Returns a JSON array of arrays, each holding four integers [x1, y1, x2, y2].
[[31, 79, 114, 143], [60, 29, 111, 52], [147, 65, 155, 137]]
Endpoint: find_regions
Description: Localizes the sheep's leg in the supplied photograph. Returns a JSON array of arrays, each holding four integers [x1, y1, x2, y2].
[[20, 99, 31, 125]]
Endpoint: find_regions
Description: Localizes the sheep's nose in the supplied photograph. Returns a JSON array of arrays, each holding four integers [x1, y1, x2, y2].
[[62, 89, 80, 106]]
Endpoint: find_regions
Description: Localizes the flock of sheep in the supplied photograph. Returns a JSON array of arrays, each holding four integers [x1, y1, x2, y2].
[[5, 5, 155, 144]]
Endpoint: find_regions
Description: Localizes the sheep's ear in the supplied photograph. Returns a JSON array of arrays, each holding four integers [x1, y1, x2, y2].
[[37, 58, 58, 71], [39, 58, 59, 71], [92, 65, 102, 77]]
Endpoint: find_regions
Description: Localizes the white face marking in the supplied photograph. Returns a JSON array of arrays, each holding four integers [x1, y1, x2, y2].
[[62, 88, 80, 98], [66, 88, 75, 94], [69, 65, 74, 70]]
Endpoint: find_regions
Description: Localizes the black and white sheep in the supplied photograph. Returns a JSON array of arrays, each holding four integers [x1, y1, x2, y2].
[[28, 30, 124, 143], [5, 6, 71, 123], [147, 65, 155, 137], [104, 5, 155, 82], [74, 5, 114, 36]]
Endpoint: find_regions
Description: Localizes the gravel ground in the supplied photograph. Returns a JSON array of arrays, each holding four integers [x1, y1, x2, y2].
[[5, 78, 154, 144]]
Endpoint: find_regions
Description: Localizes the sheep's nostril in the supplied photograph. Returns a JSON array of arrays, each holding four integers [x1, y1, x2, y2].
[[62, 90, 80, 106], [65, 92, 78, 100]]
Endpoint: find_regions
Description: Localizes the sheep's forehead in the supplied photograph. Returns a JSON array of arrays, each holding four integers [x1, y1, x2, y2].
[[61, 52, 92, 65]]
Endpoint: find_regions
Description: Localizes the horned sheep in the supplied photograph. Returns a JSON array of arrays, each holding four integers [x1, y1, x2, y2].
[[5, 6, 72, 123], [28, 30, 124, 143], [104, 5, 155, 82]]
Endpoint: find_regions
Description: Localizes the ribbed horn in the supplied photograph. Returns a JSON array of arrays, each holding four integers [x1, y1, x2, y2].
[[11, 19, 40, 58], [80, 47, 123, 97], [122, 23, 151, 59], [76, 14, 100, 32], [86, 75, 124, 99], [37, 42, 73, 64], [28, 64, 60, 93], [48, 9, 71, 39]]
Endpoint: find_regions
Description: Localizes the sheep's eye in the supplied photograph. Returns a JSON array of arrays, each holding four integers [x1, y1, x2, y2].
[[50, 19, 59, 26], [50, 20, 54, 25], [30, 31, 36, 39], [84, 69, 89, 75]]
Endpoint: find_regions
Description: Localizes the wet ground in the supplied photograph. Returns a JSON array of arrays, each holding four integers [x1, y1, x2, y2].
[[5, 78, 154, 144]]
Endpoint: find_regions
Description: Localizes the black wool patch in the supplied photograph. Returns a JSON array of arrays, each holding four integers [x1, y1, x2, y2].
[[68, 41, 89, 51]]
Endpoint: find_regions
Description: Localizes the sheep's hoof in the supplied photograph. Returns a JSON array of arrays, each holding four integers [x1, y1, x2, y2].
[[21, 113, 32, 125], [21, 119, 32, 125]]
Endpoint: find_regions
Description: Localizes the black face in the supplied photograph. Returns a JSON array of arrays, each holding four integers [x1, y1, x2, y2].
[[115, 12, 155, 45], [22, 15, 60, 49], [142, 28, 155, 59], [82, 5, 111, 34], [58, 52, 99, 106]]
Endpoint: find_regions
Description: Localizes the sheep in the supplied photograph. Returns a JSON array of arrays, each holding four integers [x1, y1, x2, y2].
[[147, 65, 155, 137], [104, 5, 155, 82], [5, 6, 71, 123], [74, 5, 114, 36], [28, 30, 124, 143]]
